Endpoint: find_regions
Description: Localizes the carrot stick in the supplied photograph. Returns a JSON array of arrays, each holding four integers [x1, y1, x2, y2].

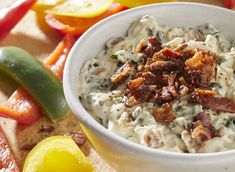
[[45, 34, 75, 79]]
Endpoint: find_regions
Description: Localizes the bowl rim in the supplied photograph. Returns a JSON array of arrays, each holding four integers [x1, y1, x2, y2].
[[63, 2, 235, 161]]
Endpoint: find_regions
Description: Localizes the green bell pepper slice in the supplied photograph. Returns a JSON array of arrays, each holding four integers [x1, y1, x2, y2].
[[0, 46, 69, 121]]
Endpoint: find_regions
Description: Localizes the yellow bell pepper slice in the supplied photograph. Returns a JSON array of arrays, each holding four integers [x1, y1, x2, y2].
[[115, 0, 177, 8], [46, 0, 113, 18], [32, 0, 64, 11], [23, 136, 94, 172]]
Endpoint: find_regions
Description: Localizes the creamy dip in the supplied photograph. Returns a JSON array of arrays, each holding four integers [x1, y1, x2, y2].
[[78, 16, 235, 153]]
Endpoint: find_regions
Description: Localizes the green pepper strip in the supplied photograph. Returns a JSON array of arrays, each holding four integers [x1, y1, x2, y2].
[[0, 47, 69, 121]]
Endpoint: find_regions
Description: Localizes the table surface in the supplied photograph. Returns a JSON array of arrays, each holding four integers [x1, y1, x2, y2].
[[0, 0, 234, 171]]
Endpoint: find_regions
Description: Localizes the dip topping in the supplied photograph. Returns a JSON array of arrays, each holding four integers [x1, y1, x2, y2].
[[111, 36, 234, 124], [191, 90, 235, 113], [187, 112, 217, 141]]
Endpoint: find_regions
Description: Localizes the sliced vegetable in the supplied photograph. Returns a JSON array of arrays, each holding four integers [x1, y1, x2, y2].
[[224, 0, 235, 9], [114, 0, 177, 8], [23, 136, 94, 172], [45, 3, 126, 36], [0, 0, 37, 39], [46, 0, 112, 18], [0, 35, 74, 124], [32, 0, 64, 11], [0, 126, 20, 172], [0, 88, 42, 124], [44, 34, 76, 79], [0, 47, 69, 122]]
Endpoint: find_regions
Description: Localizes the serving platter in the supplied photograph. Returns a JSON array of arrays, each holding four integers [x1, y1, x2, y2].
[[0, 0, 234, 171]]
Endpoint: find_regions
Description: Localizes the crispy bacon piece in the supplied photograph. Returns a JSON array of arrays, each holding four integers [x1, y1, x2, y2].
[[111, 62, 132, 84], [143, 37, 162, 57], [187, 112, 217, 140], [161, 47, 182, 59], [183, 49, 197, 58], [166, 74, 176, 85], [152, 47, 182, 61], [186, 69, 203, 87], [185, 51, 214, 69], [152, 103, 175, 124], [148, 37, 162, 47], [193, 112, 213, 127], [128, 84, 155, 102], [174, 44, 188, 52], [141, 71, 163, 85], [126, 77, 145, 89], [147, 61, 180, 74], [185, 50, 218, 85], [179, 76, 188, 86], [162, 85, 177, 100], [191, 91, 235, 113]]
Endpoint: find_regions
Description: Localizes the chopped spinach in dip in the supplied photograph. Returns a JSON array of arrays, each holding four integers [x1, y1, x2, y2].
[[78, 15, 235, 153]]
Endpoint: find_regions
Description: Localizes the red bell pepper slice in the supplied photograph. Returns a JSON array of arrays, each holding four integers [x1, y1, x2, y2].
[[0, 126, 20, 172], [225, 0, 235, 9], [0, 34, 75, 124], [0, 88, 42, 125], [0, 0, 37, 39]]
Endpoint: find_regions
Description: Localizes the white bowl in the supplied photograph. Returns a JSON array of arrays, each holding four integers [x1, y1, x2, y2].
[[63, 2, 235, 172]]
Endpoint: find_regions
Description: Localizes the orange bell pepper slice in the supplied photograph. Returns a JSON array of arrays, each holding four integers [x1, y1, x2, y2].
[[45, 3, 126, 36], [0, 34, 75, 125]]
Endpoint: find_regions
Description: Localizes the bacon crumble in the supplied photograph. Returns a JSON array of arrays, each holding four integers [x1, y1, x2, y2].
[[110, 36, 234, 125], [191, 90, 235, 113], [152, 103, 175, 124], [187, 112, 217, 141]]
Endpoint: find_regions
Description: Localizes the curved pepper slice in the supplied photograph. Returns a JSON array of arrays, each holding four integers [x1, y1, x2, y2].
[[45, 3, 126, 36], [0, 0, 37, 39], [23, 136, 94, 172], [0, 88, 42, 124], [0, 47, 69, 122], [32, 0, 64, 11], [46, 0, 112, 18], [0, 126, 20, 172], [224, 0, 235, 9]]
